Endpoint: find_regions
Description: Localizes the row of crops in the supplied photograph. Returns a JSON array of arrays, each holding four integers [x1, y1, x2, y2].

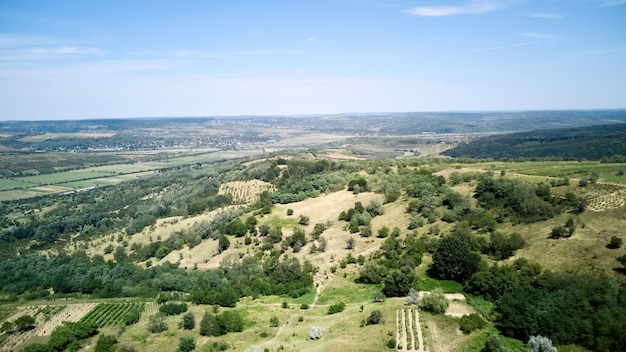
[[36, 305, 66, 321], [79, 302, 145, 327]]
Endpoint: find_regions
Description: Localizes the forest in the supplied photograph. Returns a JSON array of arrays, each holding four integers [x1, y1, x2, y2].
[[442, 123, 626, 160]]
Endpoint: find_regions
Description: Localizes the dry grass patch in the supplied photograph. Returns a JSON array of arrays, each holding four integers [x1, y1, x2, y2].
[[504, 211, 626, 275]]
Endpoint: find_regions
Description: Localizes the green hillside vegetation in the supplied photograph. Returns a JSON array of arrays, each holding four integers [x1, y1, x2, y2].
[[442, 123, 626, 160], [1, 151, 626, 351]]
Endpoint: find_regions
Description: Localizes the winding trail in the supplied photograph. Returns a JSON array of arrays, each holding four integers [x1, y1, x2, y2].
[[264, 273, 328, 347]]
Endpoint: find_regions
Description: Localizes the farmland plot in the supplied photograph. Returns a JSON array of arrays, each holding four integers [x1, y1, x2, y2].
[[218, 179, 276, 204], [0, 302, 96, 352], [396, 308, 424, 352], [79, 302, 145, 327]]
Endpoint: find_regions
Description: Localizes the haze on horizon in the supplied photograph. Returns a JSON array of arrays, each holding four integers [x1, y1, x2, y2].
[[0, 0, 625, 121]]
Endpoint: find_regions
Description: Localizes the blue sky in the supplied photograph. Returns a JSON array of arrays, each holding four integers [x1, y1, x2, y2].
[[0, 0, 625, 120]]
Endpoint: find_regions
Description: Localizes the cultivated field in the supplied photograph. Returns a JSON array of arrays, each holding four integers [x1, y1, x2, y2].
[[0, 302, 97, 351]]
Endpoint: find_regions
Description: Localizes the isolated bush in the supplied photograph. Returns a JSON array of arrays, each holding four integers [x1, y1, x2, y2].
[[607, 236, 623, 249], [14, 315, 36, 331], [269, 316, 279, 327], [159, 302, 188, 315], [328, 302, 346, 314], [528, 335, 557, 352], [367, 310, 384, 325], [419, 288, 449, 314], [95, 334, 118, 352], [124, 308, 142, 326], [178, 337, 196, 352], [482, 335, 506, 352], [309, 326, 323, 339], [405, 288, 420, 305], [180, 312, 195, 330], [458, 313, 486, 334], [147, 314, 168, 333]]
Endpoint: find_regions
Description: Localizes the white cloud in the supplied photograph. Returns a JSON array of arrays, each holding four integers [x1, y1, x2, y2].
[[0, 46, 103, 61], [0, 34, 58, 47], [404, 0, 499, 17], [530, 13, 563, 19], [521, 33, 558, 39], [471, 40, 540, 53], [599, 0, 626, 7]]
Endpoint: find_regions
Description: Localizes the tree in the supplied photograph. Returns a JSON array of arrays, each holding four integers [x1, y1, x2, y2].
[[382, 266, 416, 297], [199, 312, 218, 336], [218, 235, 230, 253], [178, 337, 196, 352], [180, 312, 195, 330], [430, 234, 481, 282], [14, 315, 36, 331], [310, 326, 323, 339], [528, 335, 557, 352], [366, 310, 383, 325]]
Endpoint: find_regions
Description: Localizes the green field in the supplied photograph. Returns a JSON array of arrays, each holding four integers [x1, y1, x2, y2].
[[0, 179, 37, 191], [0, 149, 263, 201], [19, 170, 115, 185], [513, 162, 626, 182]]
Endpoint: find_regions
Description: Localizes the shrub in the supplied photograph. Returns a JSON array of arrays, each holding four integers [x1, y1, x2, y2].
[[269, 316, 279, 327], [528, 335, 557, 352], [95, 334, 118, 352], [481, 335, 506, 352], [159, 302, 188, 316], [22, 344, 52, 352], [178, 337, 196, 352], [309, 326, 323, 339], [147, 314, 168, 333], [180, 312, 195, 330], [387, 337, 397, 349], [419, 288, 449, 314], [328, 302, 346, 314], [607, 236, 623, 249], [405, 288, 420, 305], [458, 313, 486, 334], [124, 309, 142, 326], [367, 310, 383, 325], [14, 315, 36, 331]]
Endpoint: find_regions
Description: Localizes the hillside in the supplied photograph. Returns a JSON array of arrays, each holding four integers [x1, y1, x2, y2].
[[1, 151, 626, 352], [442, 123, 626, 160]]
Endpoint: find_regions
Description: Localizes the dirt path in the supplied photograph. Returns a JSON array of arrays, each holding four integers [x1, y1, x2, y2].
[[264, 273, 327, 347]]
